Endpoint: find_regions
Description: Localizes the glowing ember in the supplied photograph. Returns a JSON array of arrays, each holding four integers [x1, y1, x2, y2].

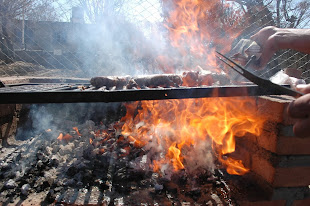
[[73, 127, 81, 136], [120, 97, 265, 175], [57, 133, 73, 141]]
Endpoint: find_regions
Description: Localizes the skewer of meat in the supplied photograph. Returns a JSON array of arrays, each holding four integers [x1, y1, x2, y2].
[[90, 74, 183, 89], [90, 72, 231, 89]]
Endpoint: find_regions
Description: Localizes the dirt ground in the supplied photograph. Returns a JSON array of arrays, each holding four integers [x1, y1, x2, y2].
[[0, 61, 85, 79]]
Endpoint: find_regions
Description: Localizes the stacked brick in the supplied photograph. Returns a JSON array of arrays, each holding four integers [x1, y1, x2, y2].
[[235, 95, 310, 206], [0, 104, 21, 146]]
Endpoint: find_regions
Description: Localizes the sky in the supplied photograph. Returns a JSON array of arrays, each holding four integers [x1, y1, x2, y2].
[[53, 0, 162, 24]]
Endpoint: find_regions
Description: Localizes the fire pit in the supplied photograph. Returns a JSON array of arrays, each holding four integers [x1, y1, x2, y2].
[[1, 83, 310, 205], [0, 100, 236, 205]]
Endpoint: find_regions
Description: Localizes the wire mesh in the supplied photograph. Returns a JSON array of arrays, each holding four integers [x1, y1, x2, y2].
[[0, 0, 309, 81]]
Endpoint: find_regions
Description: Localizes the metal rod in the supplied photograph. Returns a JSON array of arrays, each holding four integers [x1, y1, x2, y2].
[[0, 85, 294, 104]]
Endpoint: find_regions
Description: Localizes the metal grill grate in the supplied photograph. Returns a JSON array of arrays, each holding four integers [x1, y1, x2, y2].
[[0, 83, 90, 92], [0, 83, 294, 104]]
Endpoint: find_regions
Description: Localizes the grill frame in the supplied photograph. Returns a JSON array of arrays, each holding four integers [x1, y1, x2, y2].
[[0, 83, 293, 104]]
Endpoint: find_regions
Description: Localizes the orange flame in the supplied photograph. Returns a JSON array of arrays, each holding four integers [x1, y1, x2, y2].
[[120, 97, 265, 175], [57, 133, 73, 141], [158, 0, 244, 72], [73, 127, 81, 136], [167, 143, 184, 170]]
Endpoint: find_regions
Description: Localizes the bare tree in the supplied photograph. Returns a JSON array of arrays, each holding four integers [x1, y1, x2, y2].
[[276, 0, 310, 28], [228, 0, 310, 28], [23, 0, 59, 22], [0, 0, 58, 63], [73, 0, 125, 23]]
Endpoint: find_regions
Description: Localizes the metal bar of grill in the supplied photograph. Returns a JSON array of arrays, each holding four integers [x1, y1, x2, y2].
[[0, 83, 293, 104]]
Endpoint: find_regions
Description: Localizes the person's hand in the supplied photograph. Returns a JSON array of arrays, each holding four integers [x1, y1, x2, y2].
[[287, 84, 310, 137], [250, 26, 279, 69]]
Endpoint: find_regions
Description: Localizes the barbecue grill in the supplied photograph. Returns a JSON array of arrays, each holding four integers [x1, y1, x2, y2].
[[0, 82, 294, 104]]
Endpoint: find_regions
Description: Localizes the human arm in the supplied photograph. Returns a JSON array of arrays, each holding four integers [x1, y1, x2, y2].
[[251, 26, 310, 69]]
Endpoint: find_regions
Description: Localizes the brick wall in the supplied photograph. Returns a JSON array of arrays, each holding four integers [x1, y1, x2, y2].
[[1, 95, 309, 204], [235, 95, 310, 206], [0, 104, 21, 146]]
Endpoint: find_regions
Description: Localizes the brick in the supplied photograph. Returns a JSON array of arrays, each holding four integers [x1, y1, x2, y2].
[[251, 154, 275, 185], [273, 167, 310, 187], [256, 96, 293, 124], [241, 125, 310, 155], [251, 154, 310, 187], [279, 125, 295, 137], [292, 199, 310, 206], [277, 136, 310, 155], [235, 139, 310, 187], [238, 200, 286, 206], [1, 115, 19, 142], [256, 121, 278, 152]]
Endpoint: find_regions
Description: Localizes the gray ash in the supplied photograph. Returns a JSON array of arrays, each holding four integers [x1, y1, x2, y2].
[[0, 119, 235, 205]]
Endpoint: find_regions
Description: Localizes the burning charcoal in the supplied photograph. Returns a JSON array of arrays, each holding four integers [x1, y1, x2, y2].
[[76, 162, 87, 171], [49, 155, 59, 167], [185, 188, 201, 201], [63, 178, 76, 186], [45, 146, 53, 156], [36, 160, 44, 168], [154, 184, 163, 193], [82, 170, 93, 184], [13, 153, 21, 162], [82, 146, 96, 160], [45, 189, 56, 204], [76, 181, 83, 187], [37, 180, 51, 192], [0, 162, 11, 171], [171, 170, 187, 186], [4, 179, 17, 189], [114, 183, 130, 194], [210, 193, 223, 205], [206, 175, 218, 183], [44, 170, 56, 186], [36, 150, 44, 160], [114, 197, 124, 206], [164, 182, 178, 195], [52, 145, 60, 153], [21, 184, 30, 196], [66, 165, 78, 176], [5, 170, 16, 179], [37, 151, 49, 163]]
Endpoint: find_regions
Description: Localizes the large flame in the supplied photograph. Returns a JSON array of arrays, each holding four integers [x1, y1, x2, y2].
[[158, 0, 245, 72], [120, 97, 265, 175], [140, 0, 251, 175]]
